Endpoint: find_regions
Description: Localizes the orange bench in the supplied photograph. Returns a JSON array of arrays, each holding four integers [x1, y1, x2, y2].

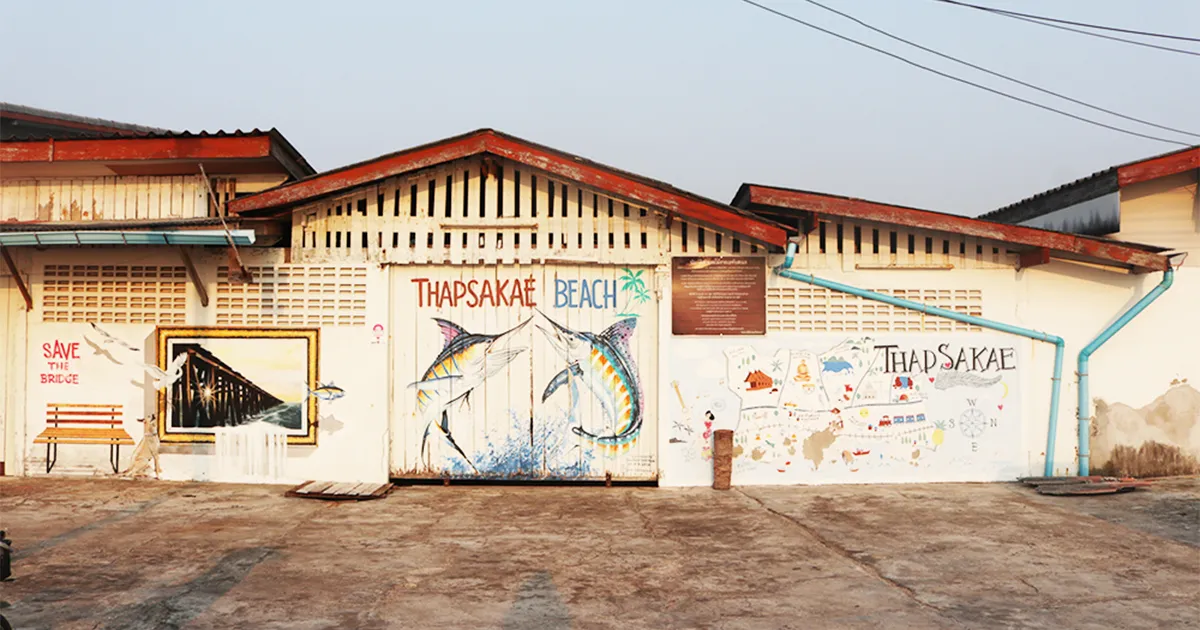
[[33, 403, 134, 474]]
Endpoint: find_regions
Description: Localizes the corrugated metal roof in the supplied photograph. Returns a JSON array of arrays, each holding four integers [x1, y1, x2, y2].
[[0, 101, 174, 135], [0, 228, 255, 247], [0, 217, 231, 232], [6, 127, 267, 142], [981, 145, 1200, 224], [736, 183, 1169, 253], [737, 183, 1173, 273]]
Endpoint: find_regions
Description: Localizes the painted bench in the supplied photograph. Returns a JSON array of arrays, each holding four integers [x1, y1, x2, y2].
[[32, 403, 134, 473]]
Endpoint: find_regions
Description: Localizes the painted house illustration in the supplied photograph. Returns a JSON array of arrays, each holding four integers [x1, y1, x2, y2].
[[744, 370, 774, 391]]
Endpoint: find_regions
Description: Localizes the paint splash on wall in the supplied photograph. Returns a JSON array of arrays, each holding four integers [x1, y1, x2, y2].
[[445, 410, 596, 479]]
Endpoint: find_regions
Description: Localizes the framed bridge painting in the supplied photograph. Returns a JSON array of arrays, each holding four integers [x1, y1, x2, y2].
[[154, 327, 320, 445]]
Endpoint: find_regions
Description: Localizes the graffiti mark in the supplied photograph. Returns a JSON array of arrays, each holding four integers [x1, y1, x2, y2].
[[413, 318, 531, 471], [540, 313, 642, 453]]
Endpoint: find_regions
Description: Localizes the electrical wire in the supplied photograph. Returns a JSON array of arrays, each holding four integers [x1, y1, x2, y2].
[[735, 0, 1191, 146], [800, 0, 1200, 139], [932, 0, 1200, 56], [932, 0, 1200, 43]]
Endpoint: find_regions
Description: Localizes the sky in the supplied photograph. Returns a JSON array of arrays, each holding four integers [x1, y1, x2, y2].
[[1, 0, 1196, 216]]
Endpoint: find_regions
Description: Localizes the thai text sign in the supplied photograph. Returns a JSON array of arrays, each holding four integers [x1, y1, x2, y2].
[[672, 257, 766, 335]]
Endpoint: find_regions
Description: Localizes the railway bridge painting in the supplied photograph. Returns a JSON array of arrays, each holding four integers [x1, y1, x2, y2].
[[156, 327, 320, 445]]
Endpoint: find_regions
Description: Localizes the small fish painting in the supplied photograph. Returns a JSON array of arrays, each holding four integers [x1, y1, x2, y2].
[[307, 382, 345, 402]]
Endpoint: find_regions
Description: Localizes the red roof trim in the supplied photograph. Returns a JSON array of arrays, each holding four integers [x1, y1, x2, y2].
[[0, 135, 274, 163], [745, 185, 1170, 273], [1117, 146, 1200, 187], [482, 135, 785, 245], [230, 134, 488, 212], [228, 130, 788, 246]]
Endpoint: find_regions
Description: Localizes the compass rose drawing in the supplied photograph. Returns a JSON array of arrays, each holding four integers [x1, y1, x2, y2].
[[959, 399, 988, 439]]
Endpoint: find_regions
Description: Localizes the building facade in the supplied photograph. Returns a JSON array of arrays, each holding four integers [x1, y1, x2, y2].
[[983, 146, 1199, 477], [0, 105, 1185, 485]]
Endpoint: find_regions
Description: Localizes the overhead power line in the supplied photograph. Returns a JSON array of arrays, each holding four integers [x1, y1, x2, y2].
[[932, 0, 1200, 57], [735, 0, 1191, 146], [799, 0, 1200, 139], [932, 0, 1200, 43]]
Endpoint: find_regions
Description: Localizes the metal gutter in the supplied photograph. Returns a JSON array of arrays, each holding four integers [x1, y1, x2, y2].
[[1077, 265, 1175, 475], [778, 242, 1068, 477], [0, 229, 256, 247]]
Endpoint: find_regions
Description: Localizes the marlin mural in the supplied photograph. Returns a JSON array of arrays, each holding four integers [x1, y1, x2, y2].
[[538, 312, 643, 453], [411, 317, 531, 471]]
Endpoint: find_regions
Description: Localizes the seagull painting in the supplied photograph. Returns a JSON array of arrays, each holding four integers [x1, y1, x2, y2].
[[141, 352, 190, 391], [88, 323, 140, 352]]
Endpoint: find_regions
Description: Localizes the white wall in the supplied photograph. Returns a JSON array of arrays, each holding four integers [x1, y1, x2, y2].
[[1113, 172, 1199, 265], [660, 257, 1195, 486], [13, 247, 390, 484]]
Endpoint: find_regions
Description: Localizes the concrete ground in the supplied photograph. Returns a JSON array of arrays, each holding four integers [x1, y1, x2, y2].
[[0, 478, 1197, 629]]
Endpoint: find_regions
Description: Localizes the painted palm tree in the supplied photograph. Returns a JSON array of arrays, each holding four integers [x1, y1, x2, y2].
[[616, 268, 652, 317]]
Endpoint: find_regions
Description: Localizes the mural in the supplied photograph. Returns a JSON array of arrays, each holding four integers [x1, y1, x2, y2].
[[616, 268, 652, 318], [664, 334, 1023, 485], [402, 266, 657, 480], [121, 414, 161, 479], [539, 314, 643, 453], [412, 318, 532, 472], [156, 328, 320, 445]]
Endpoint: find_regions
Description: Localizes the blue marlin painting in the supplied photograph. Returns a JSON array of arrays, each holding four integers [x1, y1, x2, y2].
[[411, 317, 531, 471], [538, 313, 643, 454]]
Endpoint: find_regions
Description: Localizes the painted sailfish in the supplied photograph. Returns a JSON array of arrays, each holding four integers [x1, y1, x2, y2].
[[411, 317, 531, 470], [538, 313, 642, 454]]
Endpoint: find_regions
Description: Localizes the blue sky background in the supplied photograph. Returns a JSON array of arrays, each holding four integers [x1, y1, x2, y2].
[[1, 0, 1196, 215]]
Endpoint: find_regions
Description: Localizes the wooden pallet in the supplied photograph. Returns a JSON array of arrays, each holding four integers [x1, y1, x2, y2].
[[286, 480, 392, 501], [1018, 476, 1152, 496]]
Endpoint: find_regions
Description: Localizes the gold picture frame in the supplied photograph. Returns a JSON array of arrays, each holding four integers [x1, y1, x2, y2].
[[155, 327, 320, 445]]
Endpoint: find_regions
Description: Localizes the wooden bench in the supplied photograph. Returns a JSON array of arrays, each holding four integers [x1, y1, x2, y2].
[[33, 403, 134, 474]]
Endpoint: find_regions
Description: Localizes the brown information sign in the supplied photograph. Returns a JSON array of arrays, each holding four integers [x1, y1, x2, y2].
[[672, 256, 767, 335]]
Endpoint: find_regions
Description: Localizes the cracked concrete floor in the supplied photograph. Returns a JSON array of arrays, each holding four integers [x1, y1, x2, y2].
[[0, 477, 1197, 629]]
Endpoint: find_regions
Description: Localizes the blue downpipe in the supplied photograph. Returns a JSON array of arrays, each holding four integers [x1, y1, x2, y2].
[[1077, 267, 1174, 475], [777, 242, 1067, 477]]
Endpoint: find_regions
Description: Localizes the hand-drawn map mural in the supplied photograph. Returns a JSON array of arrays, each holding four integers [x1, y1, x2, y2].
[[664, 334, 1023, 485]]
